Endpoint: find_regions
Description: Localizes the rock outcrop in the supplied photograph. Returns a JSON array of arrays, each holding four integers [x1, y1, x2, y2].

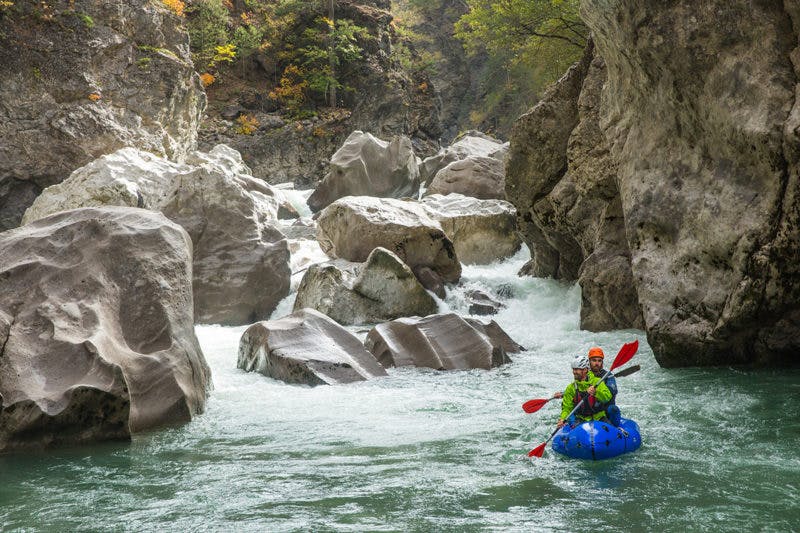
[[0, 0, 205, 231], [507, 3, 800, 366], [420, 194, 521, 264], [364, 313, 514, 370], [307, 131, 420, 212], [294, 247, 438, 325], [425, 156, 506, 200], [22, 145, 291, 326], [420, 131, 506, 187], [316, 196, 461, 285], [237, 308, 388, 385], [0, 207, 211, 453]]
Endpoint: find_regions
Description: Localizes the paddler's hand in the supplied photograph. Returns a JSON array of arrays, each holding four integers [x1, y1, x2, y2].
[[587, 385, 596, 396], [556, 419, 566, 429], [553, 391, 563, 399]]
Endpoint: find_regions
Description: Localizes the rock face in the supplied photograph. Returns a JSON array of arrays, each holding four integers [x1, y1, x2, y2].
[[507, 3, 800, 366], [307, 131, 420, 212], [294, 247, 438, 325], [0, 0, 205, 231], [316, 196, 462, 284], [23, 145, 291, 326], [506, 42, 642, 332], [364, 313, 513, 370], [421, 194, 521, 264], [237, 308, 388, 385], [0, 207, 211, 453], [425, 156, 506, 200]]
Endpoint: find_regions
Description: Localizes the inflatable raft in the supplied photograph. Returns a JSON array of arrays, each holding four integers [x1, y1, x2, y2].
[[552, 417, 641, 460]]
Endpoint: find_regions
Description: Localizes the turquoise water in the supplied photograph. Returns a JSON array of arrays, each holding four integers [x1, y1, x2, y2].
[[1, 252, 799, 531]]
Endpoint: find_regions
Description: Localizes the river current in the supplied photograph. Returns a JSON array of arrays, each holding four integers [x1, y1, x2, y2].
[[1, 246, 798, 531]]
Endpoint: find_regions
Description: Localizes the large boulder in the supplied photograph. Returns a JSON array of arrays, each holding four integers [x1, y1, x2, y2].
[[420, 194, 521, 264], [316, 196, 461, 284], [23, 145, 291, 326], [306, 131, 420, 212], [294, 247, 438, 325], [0, 207, 211, 453], [420, 131, 505, 186], [237, 308, 388, 386], [425, 155, 506, 200], [0, 0, 205, 231], [364, 313, 514, 370]]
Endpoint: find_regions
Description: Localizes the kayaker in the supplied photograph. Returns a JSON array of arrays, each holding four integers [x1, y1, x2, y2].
[[587, 346, 622, 426], [556, 355, 612, 429]]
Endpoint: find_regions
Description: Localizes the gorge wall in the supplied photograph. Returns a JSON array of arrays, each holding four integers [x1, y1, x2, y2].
[[507, 1, 800, 367], [0, 0, 205, 231]]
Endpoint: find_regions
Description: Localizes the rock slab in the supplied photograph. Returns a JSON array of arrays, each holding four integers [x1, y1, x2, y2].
[[364, 313, 515, 370], [237, 308, 388, 386]]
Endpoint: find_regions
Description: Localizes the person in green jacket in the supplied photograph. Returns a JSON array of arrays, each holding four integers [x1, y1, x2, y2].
[[556, 354, 612, 429]]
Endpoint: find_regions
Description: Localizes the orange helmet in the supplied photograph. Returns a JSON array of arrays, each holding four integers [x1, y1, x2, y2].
[[588, 347, 604, 359]]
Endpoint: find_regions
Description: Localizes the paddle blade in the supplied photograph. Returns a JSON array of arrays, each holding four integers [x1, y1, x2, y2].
[[613, 364, 641, 378], [528, 442, 547, 458], [609, 340, 639, 371], [522, 398, 550, 413]]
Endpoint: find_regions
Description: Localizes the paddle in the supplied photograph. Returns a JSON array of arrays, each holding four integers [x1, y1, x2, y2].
[[527, 340, 639, 458], [521, 364, 641, 414]]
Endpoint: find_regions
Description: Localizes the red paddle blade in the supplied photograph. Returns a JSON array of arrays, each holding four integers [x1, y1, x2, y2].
[[521, 398, 550, 413], [609, 340, 639, 371], [528, 442, 547, 458]]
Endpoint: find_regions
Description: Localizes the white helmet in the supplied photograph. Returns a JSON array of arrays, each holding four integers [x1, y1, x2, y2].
[[571, 355, 590, 369]]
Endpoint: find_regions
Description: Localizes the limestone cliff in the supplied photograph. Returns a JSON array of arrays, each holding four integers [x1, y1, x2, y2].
[[0, 0, 205, 231], [508, 1, 800, 367]]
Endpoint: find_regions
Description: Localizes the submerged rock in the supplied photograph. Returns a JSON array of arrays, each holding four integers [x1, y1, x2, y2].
[[464, 289, 506, 316], [306, 130, 420, 212], [420, 194, 521, 265], [364, 313, 514, 370], [0, 0, 205, 231], [237, 308, 388, 386], [316, 196, 461, 284], [0, 207, 211, 453], [294, 247, 438, 325], [23, 145, 290, 326]]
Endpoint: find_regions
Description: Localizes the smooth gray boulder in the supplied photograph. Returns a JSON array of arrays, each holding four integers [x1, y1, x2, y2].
[[316, 196, 461, 284], [420, 131, 505, 187], [237, 308, 388, 386], [420, 194, 521, 264], [23, 145, 290, 326], [425, 156, 506, 200], [307, 130, 420, 212], [364, 313, 515, 370], [0, 0, 205, 231], [0, 207, 211, 453], [294, 247, 438, 325]]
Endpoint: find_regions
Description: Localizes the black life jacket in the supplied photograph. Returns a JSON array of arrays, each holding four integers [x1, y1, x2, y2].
[[573, 382, 606, 417]]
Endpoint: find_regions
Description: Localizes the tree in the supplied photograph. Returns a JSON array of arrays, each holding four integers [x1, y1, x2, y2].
[[453, 0, 588, 130]]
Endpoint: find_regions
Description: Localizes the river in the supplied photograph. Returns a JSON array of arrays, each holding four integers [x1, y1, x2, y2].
[[1, 249, 798, 531]]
